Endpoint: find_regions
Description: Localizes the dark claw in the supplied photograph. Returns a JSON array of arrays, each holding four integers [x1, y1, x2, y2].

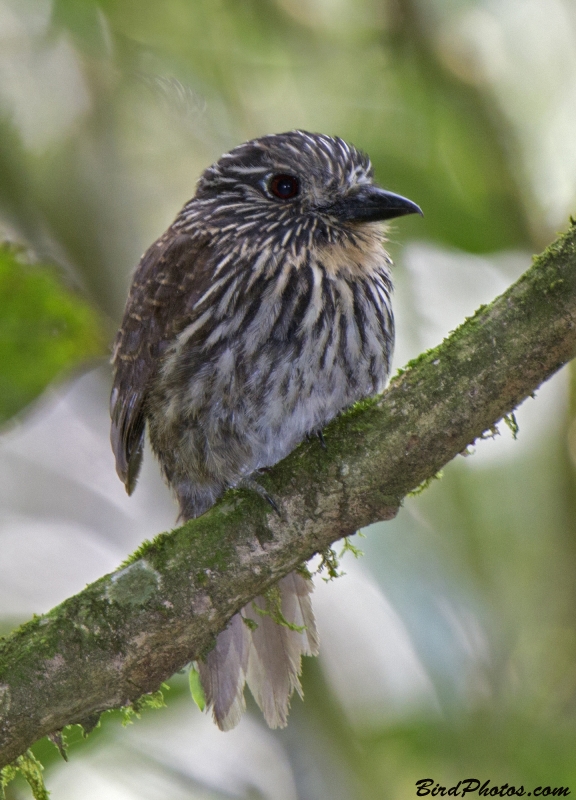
[[238, 476, 282, 517], [262, 490, 281, 516], [306, 430, 327, 449]]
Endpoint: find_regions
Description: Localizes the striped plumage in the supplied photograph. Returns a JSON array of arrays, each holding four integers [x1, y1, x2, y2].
[[111, 130, 420, 729]]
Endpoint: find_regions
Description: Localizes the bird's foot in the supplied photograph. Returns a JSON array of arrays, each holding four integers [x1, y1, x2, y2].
[[237, 476, 281, 516], [306, 430, 327, 449]]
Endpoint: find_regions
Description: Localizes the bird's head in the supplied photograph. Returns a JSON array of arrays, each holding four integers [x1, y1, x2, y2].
[[178, 131, 421, 253]]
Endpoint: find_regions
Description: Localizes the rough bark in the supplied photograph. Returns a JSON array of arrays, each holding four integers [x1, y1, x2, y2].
[[1, 224, 576, 768]]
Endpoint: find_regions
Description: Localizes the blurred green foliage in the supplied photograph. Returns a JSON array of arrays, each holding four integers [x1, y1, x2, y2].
[[0, 0, 542, 321], [0, 245, 105, 424]]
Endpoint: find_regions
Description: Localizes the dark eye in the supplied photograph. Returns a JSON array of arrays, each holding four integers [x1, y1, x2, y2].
[[269, 174, 299, 200]]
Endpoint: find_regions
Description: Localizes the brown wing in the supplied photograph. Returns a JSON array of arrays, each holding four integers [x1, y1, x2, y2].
[[110, 228, 213, 494]]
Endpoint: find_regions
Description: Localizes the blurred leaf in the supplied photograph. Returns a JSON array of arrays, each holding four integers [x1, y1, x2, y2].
[[358, 0, 532, 254], [188, 666, 206, 712], [0, 117, 41, 248], [0, 245, 106, 425], [51, 0, 113, 57]]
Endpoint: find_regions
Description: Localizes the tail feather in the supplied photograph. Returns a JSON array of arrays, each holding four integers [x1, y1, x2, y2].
[[198, 612, 250, 731], [280, 570, 320, 658], [245, 572, 317, 727], [198, 571, 319, 730]]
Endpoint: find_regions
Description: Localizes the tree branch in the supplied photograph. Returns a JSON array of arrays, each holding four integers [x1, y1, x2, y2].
[[2, 225, 576, 767]]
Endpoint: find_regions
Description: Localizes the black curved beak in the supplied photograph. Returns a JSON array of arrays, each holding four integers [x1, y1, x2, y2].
[[328, 186, 423, 223]]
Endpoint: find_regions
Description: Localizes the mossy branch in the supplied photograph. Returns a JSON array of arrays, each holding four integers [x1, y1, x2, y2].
[[2, 225, 576, 768]]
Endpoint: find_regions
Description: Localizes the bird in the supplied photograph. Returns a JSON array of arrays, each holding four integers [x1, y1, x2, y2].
[[110, 130, 421, 730]]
